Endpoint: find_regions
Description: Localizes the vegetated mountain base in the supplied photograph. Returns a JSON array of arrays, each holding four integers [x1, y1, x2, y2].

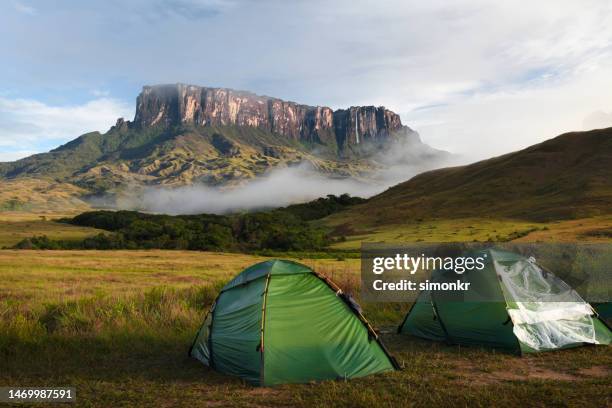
[[0, 125, 383, 194], [1, 249, 610, 407]]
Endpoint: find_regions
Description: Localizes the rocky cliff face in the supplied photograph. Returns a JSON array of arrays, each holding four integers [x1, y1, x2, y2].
[[133, 84, 405, 152]]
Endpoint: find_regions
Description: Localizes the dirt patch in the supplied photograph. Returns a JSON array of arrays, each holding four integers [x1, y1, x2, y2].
[[452, 357, 597, 386], [246, 387, 280, 396], [152, 272, 172, 279], [521, 368, 578, 382], [577, 365, 610, 378], [581, 228, 612, 238], [168, 275, 206, 284], [244, 387, 295, 408], [99, 276, 123, 283]]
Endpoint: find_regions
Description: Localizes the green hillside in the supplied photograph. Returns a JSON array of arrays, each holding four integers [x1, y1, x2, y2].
[[326, 128, 612, 229], [0, 123, 358, 194]]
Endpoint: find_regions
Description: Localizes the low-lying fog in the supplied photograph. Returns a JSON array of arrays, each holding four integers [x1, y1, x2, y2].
[[108, 133, 462, 215]]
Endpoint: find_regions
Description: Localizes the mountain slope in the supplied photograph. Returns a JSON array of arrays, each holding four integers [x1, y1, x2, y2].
[[326, 128, 612, 226], [0, 84, 444, 198]]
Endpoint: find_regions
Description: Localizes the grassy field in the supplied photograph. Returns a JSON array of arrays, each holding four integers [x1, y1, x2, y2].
[[325, 216, 612, 250], [2, 203, 611, 251], [0, 212, 102, 248], [1, 250, 610, 407], [2, 214, 611, 251]]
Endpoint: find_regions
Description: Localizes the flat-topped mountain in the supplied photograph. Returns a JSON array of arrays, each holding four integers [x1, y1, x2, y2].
[[0, 84, 446, 210], [134, 84, 404, 151]]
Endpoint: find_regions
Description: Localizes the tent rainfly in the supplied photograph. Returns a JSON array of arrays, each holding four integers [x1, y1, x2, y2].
[[398, 249, 612, 354], [190, 260, 398, 385]]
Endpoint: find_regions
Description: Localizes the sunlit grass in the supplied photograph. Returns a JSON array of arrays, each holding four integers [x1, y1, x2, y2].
[[0, 212, 102, 248], [326, 216, 612, 250]]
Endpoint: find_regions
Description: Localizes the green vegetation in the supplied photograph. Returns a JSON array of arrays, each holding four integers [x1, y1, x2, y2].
[[325, 218, 550, 250], [0, 198, 27, 211], [0, 250, 609, 407], [16, 211, 328, 251], [13, 194, 364, 252], [324, 128, 612, 231], [0, 121, 371, 199], [280, 193, 365, 221], [11, 212, 612, 254]]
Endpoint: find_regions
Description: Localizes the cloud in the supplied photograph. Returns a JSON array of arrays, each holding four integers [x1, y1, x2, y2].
[[90, 89, 110, 97], [404, 56, 612, 161], [0, 96, 133, 158], [583, 110, 612, 130], [1, 0, 612, 161], [120, 159, 452, 215], [13, 2, 36, 15], [121, 166, 380, 214], [155, 0, 236, 19], [110, 131, 456, 215]]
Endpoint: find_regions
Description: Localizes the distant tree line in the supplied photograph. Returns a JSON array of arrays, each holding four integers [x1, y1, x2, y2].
[[279, 193, 365, 221], [14, 194, 364, 252]]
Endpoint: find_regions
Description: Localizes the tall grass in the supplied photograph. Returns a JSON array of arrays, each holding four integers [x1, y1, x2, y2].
[[0, 282, 232, 376], [0, 268, 404, 349], [2, 283, 224, 339]]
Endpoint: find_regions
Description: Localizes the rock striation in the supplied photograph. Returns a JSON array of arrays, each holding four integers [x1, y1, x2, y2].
[[133, 83, 405, 151]]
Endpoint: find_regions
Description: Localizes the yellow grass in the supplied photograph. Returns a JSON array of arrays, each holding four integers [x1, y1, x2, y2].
[[0, 178, 90, 212], [0, 250, 358, 304], [0, 218, 103, 248], [514, 215, 612, 242], [327, 216, 612, 250]]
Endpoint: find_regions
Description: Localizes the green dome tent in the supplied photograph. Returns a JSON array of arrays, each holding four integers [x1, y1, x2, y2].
[[190, 260, 398, 386], [398, 249, 611, 354]]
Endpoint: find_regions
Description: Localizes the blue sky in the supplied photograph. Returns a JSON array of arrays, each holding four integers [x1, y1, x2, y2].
[[2, 0, 612, 161]]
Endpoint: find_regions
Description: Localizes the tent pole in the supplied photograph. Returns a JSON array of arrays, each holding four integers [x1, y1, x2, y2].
[[259, 273, 272, 386]]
